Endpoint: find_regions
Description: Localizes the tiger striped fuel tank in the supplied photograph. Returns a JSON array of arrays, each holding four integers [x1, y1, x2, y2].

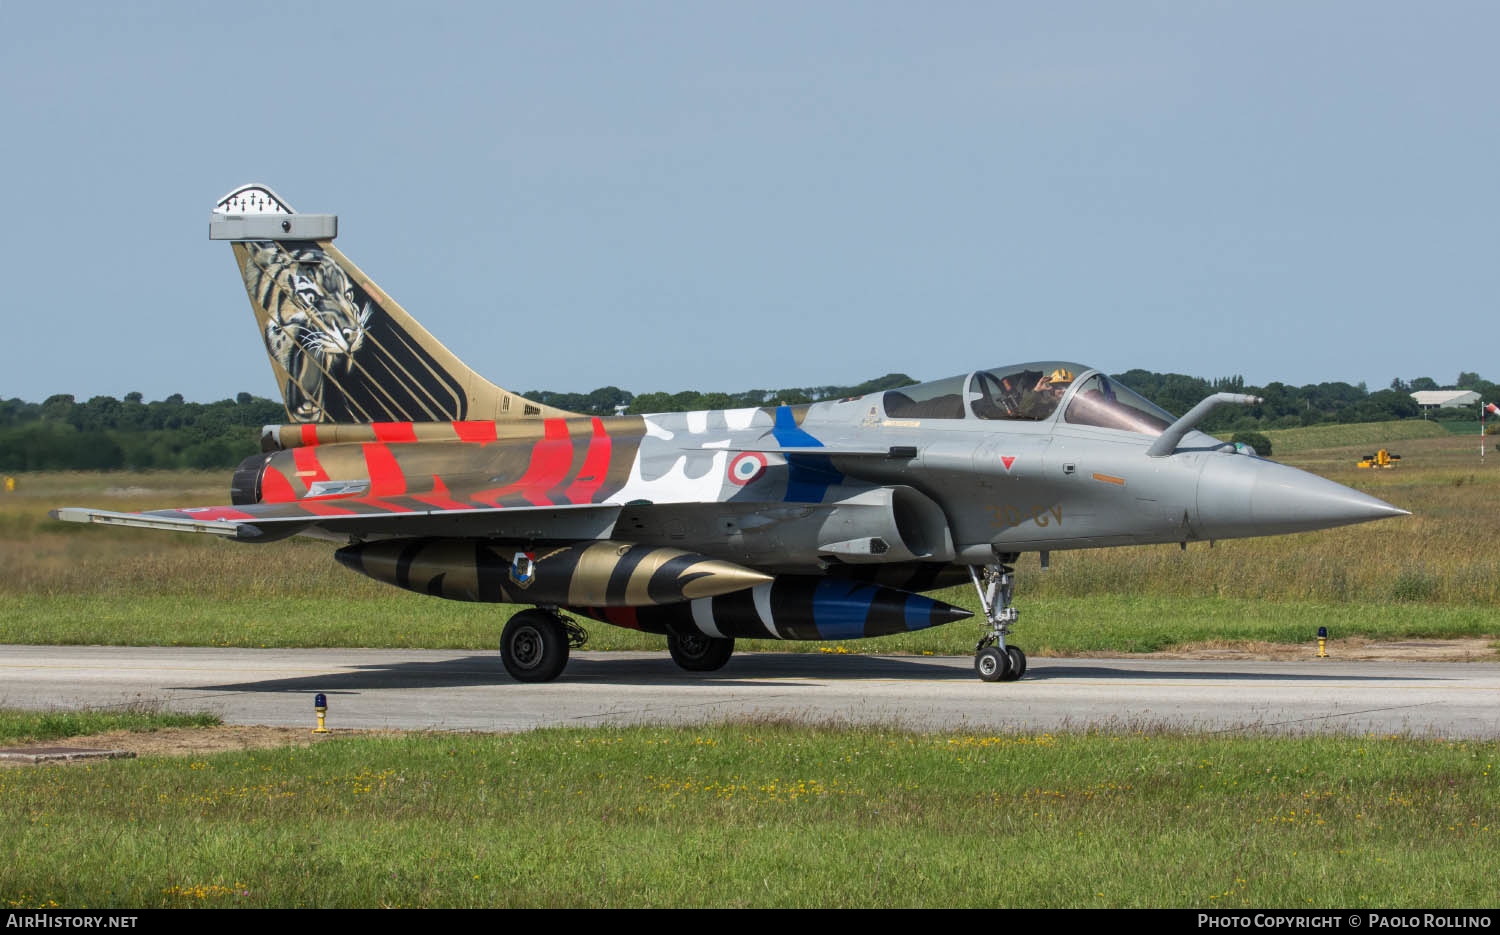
[[571, 577, 973, 641], [334, 538, 772, 606]]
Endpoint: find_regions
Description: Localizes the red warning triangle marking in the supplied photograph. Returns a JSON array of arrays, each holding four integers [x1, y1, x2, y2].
[[1001, 456, 1016, 471]]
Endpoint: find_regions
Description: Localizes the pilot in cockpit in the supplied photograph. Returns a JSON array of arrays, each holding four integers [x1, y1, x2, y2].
[[1017, 368, 1074, 420]]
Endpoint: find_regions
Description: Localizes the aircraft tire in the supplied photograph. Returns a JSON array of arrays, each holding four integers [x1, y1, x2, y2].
[[975, 646, 1011, 682], [667, 632, 735, 672], [1005, 646, 1027, 681], [501, 610, 570, 682]]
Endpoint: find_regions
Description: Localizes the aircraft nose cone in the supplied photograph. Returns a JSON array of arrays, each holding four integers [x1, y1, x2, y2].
[[1196, 454, 1409, 539], [1253, 466, 1408, 531]]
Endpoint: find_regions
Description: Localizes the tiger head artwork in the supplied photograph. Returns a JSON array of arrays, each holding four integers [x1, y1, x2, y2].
[[238, 241, 372, 422]]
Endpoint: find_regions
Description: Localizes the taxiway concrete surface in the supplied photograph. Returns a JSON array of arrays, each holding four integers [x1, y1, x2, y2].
[[1, 645, 1495, 737]]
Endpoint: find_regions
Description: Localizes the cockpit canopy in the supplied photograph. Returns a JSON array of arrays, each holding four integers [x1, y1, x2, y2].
[[881, 362, 1176, 436]]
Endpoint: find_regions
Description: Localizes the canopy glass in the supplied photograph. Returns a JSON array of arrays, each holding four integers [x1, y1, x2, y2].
[[881, 362, 1178, 436]]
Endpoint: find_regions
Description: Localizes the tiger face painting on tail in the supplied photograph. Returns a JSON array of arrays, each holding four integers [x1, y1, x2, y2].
[[236, 241, 372, 422]]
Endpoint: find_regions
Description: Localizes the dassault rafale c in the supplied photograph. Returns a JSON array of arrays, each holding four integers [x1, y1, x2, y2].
[[52, 185, 1410, 682]]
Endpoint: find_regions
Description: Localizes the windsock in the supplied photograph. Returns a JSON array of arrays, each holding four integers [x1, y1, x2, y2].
[[336, 539, 772, 606], [573, 576, 973, 641], [1486, 403, 1499, 418]]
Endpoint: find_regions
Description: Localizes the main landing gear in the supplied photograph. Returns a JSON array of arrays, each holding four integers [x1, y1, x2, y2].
[[666, 631, 735, 672], [969, 556, 1027, 683], [500, 607, 588, 683]]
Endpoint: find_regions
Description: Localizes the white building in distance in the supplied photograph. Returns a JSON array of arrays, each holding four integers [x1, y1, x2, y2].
[[1411, 389, 1481, 412]]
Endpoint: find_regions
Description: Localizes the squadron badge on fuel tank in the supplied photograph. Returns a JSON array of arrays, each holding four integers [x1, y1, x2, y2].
[[509, 552, 537, 589]]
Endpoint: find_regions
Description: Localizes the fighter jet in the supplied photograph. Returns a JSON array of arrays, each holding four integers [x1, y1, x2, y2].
[[51, 184, 1410, 683]]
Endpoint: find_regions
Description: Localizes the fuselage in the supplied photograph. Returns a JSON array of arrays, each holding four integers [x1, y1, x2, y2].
[[238, 361, 1405, 577]]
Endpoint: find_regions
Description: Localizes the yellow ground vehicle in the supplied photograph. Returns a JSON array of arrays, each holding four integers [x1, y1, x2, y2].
[[1356, 449, 1401, 469]]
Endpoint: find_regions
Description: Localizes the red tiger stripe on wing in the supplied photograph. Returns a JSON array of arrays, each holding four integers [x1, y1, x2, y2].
[[411, 477, 473, 511], [372, 422, 418, 443], [564, 417, 613, 504], [474, 419, 575, 507], [261, 467, 297, 503], [453, 421, 498, 444], [292, 446, 330, 486], [362, 443, 408, 498]]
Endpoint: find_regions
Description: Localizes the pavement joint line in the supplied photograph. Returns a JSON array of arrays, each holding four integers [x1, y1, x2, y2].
[[1208, 701, 1440, 733], [153, 690, 264, 701], [568, 694, 801, 721]]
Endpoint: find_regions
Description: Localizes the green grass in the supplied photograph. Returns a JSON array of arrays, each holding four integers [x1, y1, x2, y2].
[[1, 725, 1494, 908], [1437, 420, 1482, 435], [1264, 420, 1450, 454], [0, 706, 220, 746]]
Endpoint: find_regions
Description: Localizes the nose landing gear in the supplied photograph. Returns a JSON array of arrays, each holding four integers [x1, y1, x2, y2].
[[969, 557, 1026, 682]]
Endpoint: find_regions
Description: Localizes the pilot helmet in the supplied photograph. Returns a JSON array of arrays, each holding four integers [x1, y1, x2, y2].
[[1042, 368, 1075, 387]]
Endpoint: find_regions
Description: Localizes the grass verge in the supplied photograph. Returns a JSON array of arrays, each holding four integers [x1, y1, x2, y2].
[[1, 593, 1495, 656], [0, 724, 1494, 908], [0, 705, 220, 746]]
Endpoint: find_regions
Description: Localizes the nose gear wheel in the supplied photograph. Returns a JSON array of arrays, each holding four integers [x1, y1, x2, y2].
[[975, 646, 1010, 682]]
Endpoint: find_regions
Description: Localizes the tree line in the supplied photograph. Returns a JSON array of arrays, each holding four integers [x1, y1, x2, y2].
[[524, 373, 922, 417], [1122, 370, 1497, 435], [0, 392, 281, 472], [2, 370, 1492, 472]]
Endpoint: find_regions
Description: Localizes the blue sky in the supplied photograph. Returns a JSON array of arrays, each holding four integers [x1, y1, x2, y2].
[[1, 2, 1494, 402]]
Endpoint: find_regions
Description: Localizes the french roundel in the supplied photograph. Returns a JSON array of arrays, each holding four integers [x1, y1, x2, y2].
[[728, 451, 768, 486]]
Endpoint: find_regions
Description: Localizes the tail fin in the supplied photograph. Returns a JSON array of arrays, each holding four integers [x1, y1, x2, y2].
[[211, 183, 574, 424]]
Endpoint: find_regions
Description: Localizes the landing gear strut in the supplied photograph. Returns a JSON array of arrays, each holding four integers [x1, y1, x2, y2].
[[500, 607, 586, 683], [969, 556, 1026, 682]]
